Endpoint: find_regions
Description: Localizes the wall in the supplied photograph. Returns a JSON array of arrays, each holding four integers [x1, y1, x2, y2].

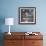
[[0, 0, 46, 32], [0, 0, 46, 46]]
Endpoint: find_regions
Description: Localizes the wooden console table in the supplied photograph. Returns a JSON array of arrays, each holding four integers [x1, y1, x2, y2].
[[4, 32, 43, 46]]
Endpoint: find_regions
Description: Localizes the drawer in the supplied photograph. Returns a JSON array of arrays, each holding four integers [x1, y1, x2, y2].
[[4, 40, 24, 46], [32, 40, 43, 46], [25, 35, 43, 40], [24, 40, 43, 46], [4, 40, 16, 46], [4, 35, 24, 40]]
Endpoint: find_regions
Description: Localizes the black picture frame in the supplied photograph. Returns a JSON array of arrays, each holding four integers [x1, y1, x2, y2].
[[19, 7, 36, 24]]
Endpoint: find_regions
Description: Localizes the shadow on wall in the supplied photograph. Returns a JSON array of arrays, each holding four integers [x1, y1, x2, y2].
[[0, 16, 5, 46]]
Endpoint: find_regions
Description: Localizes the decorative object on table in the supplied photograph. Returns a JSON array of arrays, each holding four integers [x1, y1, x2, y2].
[[25, 32, 38, 35], [19, 7, 36, 24], [5, 18, 14, 35]]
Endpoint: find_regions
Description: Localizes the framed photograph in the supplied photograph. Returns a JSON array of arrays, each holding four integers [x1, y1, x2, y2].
[[19, 7, 36, 24]]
